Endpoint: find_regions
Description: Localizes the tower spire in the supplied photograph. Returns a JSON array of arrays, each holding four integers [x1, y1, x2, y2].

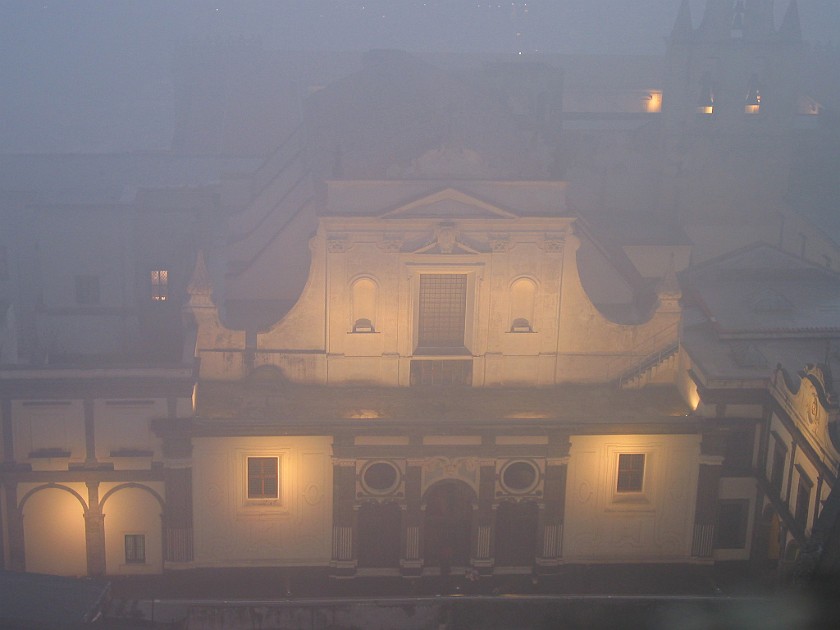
[[698, 0, 734, 41], [779, 1, 802, 42], [743, 0, 775, 41], [671, 0, 694, 41]]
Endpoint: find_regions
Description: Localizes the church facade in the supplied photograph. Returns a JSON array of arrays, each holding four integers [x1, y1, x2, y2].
[[1, 0, 839, 581]]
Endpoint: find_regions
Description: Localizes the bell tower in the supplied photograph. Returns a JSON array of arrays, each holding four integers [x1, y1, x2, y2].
[[660, 1, 805, 253]]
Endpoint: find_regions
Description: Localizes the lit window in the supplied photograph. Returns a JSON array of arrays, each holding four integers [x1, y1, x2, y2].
[[247, 456, 279, 499], [75, 275, 100, 305], [616, 453, 645, 493], [124, 534, 146, 564], [697, 72, 715, 115], [745, 75, 761, 114], [150, 269, 169, 301]]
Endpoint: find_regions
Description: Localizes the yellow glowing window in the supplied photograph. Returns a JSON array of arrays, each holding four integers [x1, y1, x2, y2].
[[745, 90, 761, 114], [616, 453, 645, 493], [247, 456, 279, 499], [150, 269, 169, 301], [697, 72, 714, 115]]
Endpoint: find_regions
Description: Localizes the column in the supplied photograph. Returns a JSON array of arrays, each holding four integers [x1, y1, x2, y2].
[[400, 459, 423, 576], [84, 481, 106, 576], [536, 434, 570, 573], [3, 482, 25, 571], [472, 459, 496, 575], [691, 430, 726, 559], [330, 458, 357, 576]]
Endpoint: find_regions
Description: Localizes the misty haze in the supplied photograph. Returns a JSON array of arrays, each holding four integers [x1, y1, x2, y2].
[[1, 1, 839, 628]]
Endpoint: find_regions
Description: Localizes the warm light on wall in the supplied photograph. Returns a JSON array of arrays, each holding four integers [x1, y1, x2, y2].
[[505, 411, 549, 419], [646, 91, 662, 113], [343, 409, 382, 419], [745, 84, 761, 115], [687, 386, 700, 412], [697, 73, 714, 115]]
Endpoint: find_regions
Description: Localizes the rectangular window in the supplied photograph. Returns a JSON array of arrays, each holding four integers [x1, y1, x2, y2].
[[795, 471, 812, 531], [75, 275, 100, 305], [616, 453, 645, 493], [417, 274, 467, 350], [770, 439, 786, 494], [150, 269, 169, 302], [124, 534, 146, 564], [247, 456, 279, 499], [715, 500, 749, 549]]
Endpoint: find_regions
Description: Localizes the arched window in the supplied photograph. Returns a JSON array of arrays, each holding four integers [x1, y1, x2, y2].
[[509, 277, 536, 332], [351, 277, 377, 332]]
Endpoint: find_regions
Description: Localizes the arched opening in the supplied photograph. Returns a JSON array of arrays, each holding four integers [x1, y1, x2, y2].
[[22, 485, 88, 576], [357, 501, 401, 568], [495, 500, 539, 567], [101, 484, 165, 574], [423, 481, 474, 568], [351, 277, 377, 332], [509, 277, 536, 332]]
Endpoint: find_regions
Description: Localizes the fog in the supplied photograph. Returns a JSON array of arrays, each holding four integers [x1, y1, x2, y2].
[[2, 0, 839, 153], [1, 2, 840, 628]]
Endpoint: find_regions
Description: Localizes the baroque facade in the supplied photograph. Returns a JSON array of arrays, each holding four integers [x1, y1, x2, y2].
[[1, 0, 839, 581]]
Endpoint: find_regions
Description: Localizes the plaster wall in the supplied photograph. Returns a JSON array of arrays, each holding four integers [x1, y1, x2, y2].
[[192, 435, 333, 567], [563, 433, 700, 562], [12, 400, 85, 469]]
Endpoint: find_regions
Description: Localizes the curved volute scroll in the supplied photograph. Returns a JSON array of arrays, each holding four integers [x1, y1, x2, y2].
[[656, 253, 682, 314], [772, 363, 840, 464]]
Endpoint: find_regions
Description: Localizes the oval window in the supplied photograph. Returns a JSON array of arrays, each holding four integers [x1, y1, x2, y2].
[[362, 461, 399, 494], [501, 461, 538, 493]]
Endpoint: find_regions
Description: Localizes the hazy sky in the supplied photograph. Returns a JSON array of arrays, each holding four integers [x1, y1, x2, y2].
[[2, 1, 838, 152]]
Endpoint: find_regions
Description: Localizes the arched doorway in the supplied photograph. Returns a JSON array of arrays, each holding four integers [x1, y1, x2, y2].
[[423, 481, 474, 568], [495, 500, 538, 567], [357, 501, 401, 568]]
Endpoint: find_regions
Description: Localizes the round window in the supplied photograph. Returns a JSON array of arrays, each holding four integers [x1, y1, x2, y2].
[[362, 461, 399, 494], [501, 461, 539, 493]]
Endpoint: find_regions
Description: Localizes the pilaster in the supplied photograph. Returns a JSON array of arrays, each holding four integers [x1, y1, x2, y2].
[[400, 460, 423, 576], [536, 434, 570, 572], [84, 481, 106, 576], [330, 458, 357, 576], [471, 460, 496, 574], [691, 430, 726, 559], [3, 482, 25, 571], [162, 423, 194, 563]]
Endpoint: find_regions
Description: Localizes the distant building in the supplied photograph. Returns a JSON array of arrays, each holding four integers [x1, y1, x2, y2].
[[0, 0, 838, 582]]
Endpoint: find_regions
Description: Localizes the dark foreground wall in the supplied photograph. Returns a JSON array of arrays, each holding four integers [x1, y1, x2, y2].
[[184, 595, 833, 630]]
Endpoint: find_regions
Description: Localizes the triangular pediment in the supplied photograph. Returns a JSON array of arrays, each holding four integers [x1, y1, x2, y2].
[[380, 188, 518, 220]]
